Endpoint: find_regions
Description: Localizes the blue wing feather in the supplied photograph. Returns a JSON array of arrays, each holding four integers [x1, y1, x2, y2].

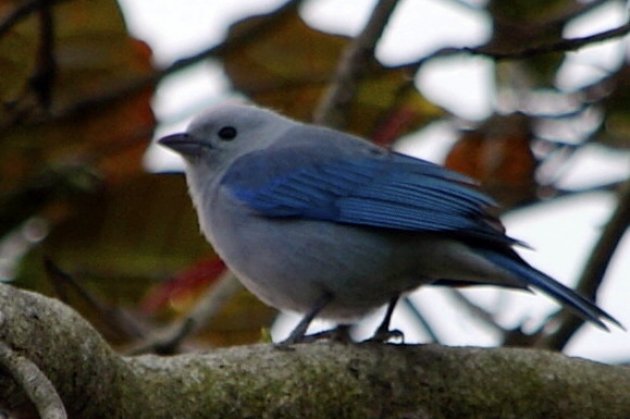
[[221, 125, 512, 244]]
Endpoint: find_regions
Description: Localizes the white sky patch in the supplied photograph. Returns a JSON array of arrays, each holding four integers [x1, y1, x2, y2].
[[376, 0, 491, 65], [303, 0, 491, 65], [556, 144, 630, 189], [118, 0, 288, 64], [394, 120, 459, 163], [300, 0, 376, 36], [417, 56, 495, 120]]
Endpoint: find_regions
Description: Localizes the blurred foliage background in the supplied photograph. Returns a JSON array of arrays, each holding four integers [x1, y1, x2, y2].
[[0, 0, 628, 354]]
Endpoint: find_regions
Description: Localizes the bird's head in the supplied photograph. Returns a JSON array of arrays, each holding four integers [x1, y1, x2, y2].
[[158, 103, 295, 173]]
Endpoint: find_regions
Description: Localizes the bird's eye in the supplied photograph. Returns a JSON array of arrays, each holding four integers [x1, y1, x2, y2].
[[217, 126, 237, 140]]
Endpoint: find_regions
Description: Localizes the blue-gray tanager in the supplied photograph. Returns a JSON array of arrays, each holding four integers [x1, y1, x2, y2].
[[159, 103, 621, 344]]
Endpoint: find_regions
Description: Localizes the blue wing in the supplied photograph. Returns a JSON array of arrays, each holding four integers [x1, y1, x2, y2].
[[220, 125, 514, 245]]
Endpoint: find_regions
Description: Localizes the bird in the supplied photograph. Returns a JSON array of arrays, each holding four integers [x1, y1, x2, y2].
[[158, 103, 621, 344]]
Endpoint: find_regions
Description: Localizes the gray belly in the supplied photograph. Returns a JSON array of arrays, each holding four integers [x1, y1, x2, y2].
[[199, 189, 522, 321], [205, 198, 422, 320]]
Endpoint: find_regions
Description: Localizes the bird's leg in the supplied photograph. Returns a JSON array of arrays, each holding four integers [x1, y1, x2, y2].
[[366, 296, 404, 343], [278, 292, 333, 346]]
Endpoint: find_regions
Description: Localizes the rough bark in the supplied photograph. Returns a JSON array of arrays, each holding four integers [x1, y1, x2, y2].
[[0, 284, 628, 418]]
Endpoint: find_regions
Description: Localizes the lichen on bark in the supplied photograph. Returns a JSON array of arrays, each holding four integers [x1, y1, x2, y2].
[[0, 284, 628, 418]]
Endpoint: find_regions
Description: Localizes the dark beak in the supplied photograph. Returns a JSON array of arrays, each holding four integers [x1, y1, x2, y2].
[[158, 133, 203, 156]]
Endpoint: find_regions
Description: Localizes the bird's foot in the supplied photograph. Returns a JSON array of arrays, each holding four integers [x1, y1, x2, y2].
[[274, 324, 352, 350], [301, 324, 353, 343], [363, 328, 404, 344]]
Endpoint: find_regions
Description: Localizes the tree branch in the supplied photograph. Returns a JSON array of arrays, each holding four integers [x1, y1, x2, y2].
[[30, 0, 57, 109], [1, 284, 629, 417], [313, 0, 402, 127], [0, 341, 66, 418], [395, 21, 630, 73]]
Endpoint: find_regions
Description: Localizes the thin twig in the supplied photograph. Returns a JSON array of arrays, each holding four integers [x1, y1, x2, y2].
[[502, 180, 625, 215], [133, 317, 196, 356], [0, 0, 70, 38], [0, 340, 67, 419], [30, 0, 56, 109], [128, 271, 243, 355], [484, 22, 630, 59], [43, 258, 147, 340], [395, 21, 630, 73], [401, 297, 441, 343], [542, 177, 630, 350], [165, 0, 304, 73], [313, 0, 402, 127], [0, 0, 39, 37], [445, 289, 507, 335]]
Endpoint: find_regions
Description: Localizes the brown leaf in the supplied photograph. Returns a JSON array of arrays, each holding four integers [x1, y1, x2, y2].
[[445, 114, 537, 207], [221, 7, 442, 139], [39, 174, 209, 274], [17, 174, 209, 308], [0, 0, 156, 192]]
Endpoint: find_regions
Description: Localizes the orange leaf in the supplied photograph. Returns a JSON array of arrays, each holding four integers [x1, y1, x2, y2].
[[446, 114, 537, 206], [141, 258, 226, 314]]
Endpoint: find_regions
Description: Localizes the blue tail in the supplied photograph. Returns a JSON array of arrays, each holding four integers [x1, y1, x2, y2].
[[479, 249, 623, 331]]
